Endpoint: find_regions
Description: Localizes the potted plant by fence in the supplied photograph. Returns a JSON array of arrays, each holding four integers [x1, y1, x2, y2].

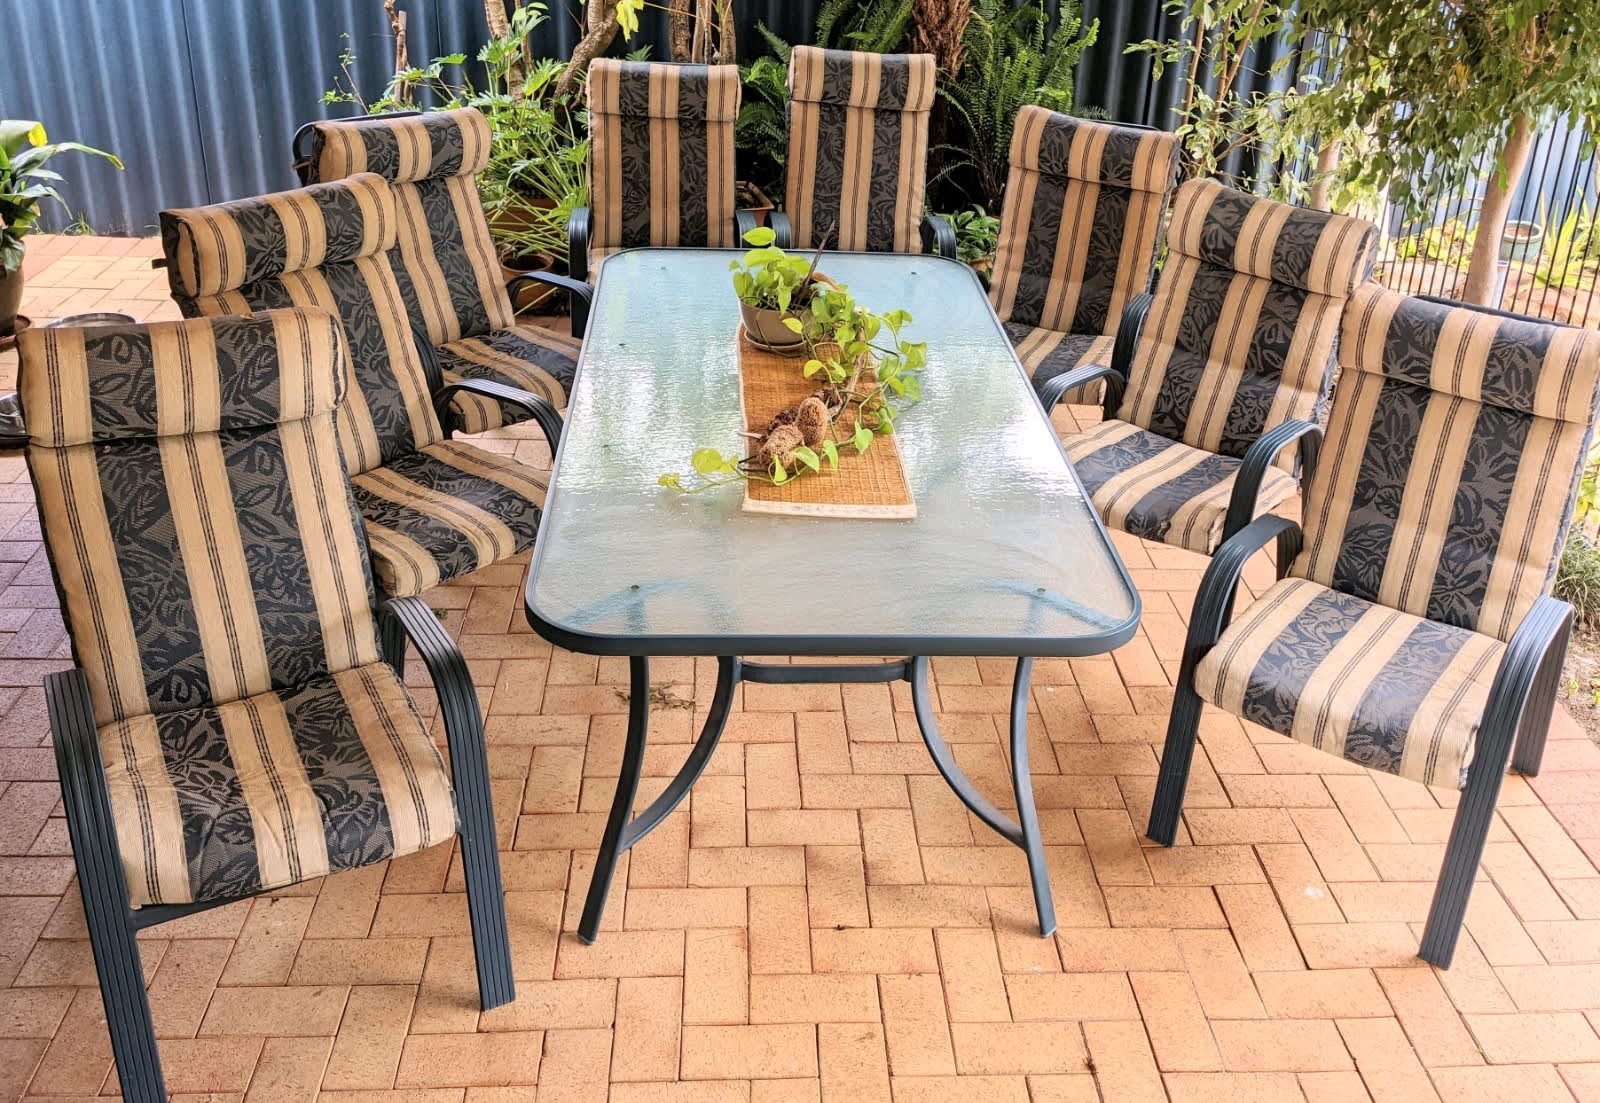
[[0, 121, 121, 337]]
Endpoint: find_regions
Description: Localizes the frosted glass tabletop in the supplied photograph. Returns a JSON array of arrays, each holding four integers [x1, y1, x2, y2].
[[524, 249, 1139, 657]]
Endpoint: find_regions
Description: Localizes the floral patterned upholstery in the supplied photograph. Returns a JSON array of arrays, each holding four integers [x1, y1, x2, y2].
[[991, 109, 1180, 403], [17, 311, 456, 906], [162, 178, 547, 597], [1066, 179, 1378, 552], [1194, 288, 1600, 788], [352, 439, 548, 598], [303, 108, 580, 433], [784, 46, 937, 253], [588, 60, 741, 265], [1066, 420, 1299, 555]]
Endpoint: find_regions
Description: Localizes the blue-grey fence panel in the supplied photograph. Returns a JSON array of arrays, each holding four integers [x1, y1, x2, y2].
[[3, 0, 1285, 234]]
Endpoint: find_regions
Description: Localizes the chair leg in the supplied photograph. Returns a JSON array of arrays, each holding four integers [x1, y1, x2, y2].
[[48, 671, 167, 1102], [1147, 661, 1206, 847], [1418, 757, 1507, 968]]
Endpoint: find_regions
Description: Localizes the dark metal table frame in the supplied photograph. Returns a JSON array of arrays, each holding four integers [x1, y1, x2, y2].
[[524, 246, 1141, 944]]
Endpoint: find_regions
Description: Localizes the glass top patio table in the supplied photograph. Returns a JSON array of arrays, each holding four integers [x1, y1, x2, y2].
[[524, 248, 1139, 658]]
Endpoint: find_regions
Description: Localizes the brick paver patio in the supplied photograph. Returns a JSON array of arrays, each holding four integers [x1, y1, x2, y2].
[[3, 236, 1600, 1101]]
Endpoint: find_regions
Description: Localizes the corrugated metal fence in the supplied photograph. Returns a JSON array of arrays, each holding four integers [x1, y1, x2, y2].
[[3, 0, 1226, 234]]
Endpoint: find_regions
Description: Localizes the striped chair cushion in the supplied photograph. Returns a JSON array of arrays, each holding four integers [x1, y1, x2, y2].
[[305, 109, 579, 433], [1116, 179, 1378, 466], [1066, 419, 1300, 556], [161, 175, 444, 475], [784, 46, 937, 253], [1194, 577, 1503, 790], [1005, 325, 1114, 405], [100, 664, 454, 906], [18, 312, 451, 907], [589, 60, 741, 258], [990, 109, 1179, 336], [1294, 287, 1600, 640], [19, 311, 380, 727], [436, 325, 581, 435], [353, 440, 547, 598], [306, 109, 518, 347]]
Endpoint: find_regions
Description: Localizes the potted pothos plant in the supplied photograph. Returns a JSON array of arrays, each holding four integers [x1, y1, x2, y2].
[[730, 226, 826, 350], [663, 231, 929, 492], [1, 121, 121, 337]]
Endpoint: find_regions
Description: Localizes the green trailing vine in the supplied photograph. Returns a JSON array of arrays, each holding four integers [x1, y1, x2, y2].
[[660, 228, 929, 494]]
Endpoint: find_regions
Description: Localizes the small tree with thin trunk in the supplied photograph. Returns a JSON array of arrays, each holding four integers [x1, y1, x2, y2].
[[1291, 0, 1600, 304]]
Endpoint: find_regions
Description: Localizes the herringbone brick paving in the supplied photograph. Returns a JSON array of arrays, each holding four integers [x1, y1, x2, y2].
[[2, 236, 1600, 1100]]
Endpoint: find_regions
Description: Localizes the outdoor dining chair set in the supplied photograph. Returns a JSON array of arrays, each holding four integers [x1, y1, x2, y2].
[[13, 48, 1600, 1103]]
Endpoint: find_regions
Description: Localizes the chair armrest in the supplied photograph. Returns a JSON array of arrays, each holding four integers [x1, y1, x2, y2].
[[1478, 594, 1575, 767], [567, 207, 592, 285], [1036, 363, 1127, 417], [1222, 418, 1324, 544], [1184, 515, 1303, 660], [46, 668, 139, 912], [434, 379, 563, 454], [768, 211, 794, 250], [507, 271, 593, 311], [921, 214, 958, 260]]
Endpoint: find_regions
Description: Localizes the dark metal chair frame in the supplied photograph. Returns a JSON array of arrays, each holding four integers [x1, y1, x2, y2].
[[48, 592, 514, 1103], [1140, 294, 1577, 969], [764, 209, 957, 260]]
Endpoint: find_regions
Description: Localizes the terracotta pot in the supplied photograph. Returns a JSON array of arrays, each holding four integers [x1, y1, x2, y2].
[[737, 181, 777, 228], [500, 251, 560, 315], [0, 265, 23, 338]]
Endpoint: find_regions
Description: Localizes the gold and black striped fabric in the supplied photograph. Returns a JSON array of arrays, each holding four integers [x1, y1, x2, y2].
[[1113, 179, 1379, 458], [436, 325, 581, 435], [992, 109, 1180, 402], [589, 60, 741, 272], [161, 174, 444, 475], [784, 46, 937, 253], [305, 108, 580, 432], [19, 311, 455, 906], [351, 439, 548, 598], [1065, 179, 1378, 553], [1065, 419, 1300, 556], [1194, 289, 1600, 788]]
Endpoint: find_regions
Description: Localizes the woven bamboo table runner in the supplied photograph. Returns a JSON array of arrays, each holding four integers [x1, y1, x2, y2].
[[737, 327, 916, 519]]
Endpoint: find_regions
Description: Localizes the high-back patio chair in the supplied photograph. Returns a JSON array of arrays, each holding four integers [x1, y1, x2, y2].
[[18, 310, 513, 1103], [296, 106, 584, 428], [161, 175, 556, 599], [774, 45, 954, 257], [1148, 288, 1600, 967], [565, 60, 745, 328], [1052, 178, 1379, 556], [990, 107, 1180, 405]]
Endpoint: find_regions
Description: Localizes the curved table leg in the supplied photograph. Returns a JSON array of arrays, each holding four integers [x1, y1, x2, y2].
[[910, 656, 1055, 936], [578, 655, 739, 943]]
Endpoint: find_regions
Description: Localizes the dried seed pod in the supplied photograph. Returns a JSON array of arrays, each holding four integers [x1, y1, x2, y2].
[[794, 396, 830, 448], [754, 424, 804, 470], [766, 407, 799, 434]]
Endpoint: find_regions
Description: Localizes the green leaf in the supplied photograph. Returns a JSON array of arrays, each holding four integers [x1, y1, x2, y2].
[[793, 445, 821, 472], [742, 225, 777, 247], [853, 426, 873, 453], [692, 448, 727, 475], [822, 439, 839, 470], [782, 315, 804, 333], [771, 461, 789, 484], [658, 473, 683, 489], [803, 358, 823, 378]]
